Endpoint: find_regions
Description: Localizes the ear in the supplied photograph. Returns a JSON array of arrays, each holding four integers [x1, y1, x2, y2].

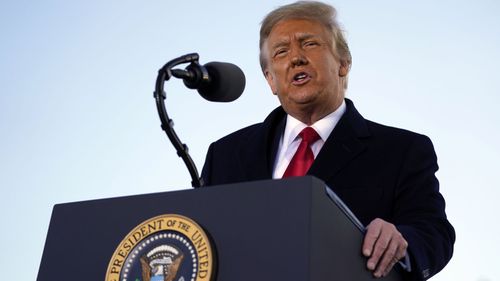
[[264, 70, 278, 95], [339, 64, 348, 77]]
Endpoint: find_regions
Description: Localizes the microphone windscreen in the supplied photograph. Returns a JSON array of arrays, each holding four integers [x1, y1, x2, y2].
[[198, 62, 246, 102]]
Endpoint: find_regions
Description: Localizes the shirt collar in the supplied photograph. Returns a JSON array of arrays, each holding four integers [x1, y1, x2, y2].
[[283, 99, 346, 146]]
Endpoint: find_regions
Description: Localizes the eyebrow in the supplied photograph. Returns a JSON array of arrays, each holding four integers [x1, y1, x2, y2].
[[270, 33, 319, 50], [297, 33, 317, 41], [270, 39, 290, 50]]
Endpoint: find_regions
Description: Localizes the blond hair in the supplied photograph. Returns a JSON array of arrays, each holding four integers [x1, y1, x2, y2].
[[259, 1, 352, 73]]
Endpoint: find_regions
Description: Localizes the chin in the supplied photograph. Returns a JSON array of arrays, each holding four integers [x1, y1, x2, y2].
[[288, 91, 318, 104]]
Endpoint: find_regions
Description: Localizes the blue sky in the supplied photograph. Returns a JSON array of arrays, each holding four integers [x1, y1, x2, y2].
[[1, 1, 499, 280]]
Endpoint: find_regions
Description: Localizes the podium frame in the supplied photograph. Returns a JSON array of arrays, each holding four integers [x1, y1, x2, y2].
[[37, 176, 404, 281]]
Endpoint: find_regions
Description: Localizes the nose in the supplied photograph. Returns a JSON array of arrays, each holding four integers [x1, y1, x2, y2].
[[290, 47, 308, 66]]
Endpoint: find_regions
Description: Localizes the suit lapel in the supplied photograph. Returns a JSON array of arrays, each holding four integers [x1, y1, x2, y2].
[[308, 99, 370, 183], [237, 107, 286, 181]]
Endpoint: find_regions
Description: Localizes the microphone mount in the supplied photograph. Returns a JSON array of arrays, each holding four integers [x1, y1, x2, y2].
[[171, 62, 210, 90], [154, 53, 205, 188]]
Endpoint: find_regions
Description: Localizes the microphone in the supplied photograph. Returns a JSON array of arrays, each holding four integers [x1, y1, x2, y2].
[[172, 61, 246, 102]]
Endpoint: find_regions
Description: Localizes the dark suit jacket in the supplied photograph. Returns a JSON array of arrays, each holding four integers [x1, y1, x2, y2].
[[201, 99, 455, 280]]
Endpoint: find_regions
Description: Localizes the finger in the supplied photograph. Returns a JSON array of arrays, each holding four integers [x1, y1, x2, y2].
[[362, 219, 383, 257], [382, 256, 400, 277], [374, 238, 399, 277], [367, 220, 396, 270], [367, 225, 392, 271], [380, 233, 408, 277], [396, 238, 408, 260]]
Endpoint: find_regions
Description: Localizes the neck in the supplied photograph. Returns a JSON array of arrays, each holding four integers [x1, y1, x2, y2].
[[289, 99, 344, 125]]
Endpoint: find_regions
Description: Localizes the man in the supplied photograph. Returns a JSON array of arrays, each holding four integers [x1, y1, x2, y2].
[[201, 1, 455, 280]]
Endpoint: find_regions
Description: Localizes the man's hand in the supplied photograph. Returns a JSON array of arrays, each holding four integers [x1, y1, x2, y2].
[[363, 218, 408, 278]]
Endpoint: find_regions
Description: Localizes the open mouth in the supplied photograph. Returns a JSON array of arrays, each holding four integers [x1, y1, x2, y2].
[[292, 72, 311, 85]]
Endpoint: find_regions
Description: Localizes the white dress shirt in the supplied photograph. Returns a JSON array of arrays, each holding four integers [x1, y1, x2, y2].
[[272, 100, 347, 179]]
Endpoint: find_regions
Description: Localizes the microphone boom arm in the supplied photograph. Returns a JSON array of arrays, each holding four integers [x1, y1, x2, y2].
[[154, 53, 204, 188]]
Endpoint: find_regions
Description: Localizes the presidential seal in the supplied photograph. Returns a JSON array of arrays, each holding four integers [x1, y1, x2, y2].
[[105, 214, 214, 281]]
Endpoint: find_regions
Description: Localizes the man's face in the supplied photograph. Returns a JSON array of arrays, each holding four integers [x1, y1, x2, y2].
[[263, 19, 347, 124]]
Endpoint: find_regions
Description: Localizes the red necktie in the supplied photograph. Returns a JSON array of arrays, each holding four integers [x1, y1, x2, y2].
[[282, 127, 320, 178]]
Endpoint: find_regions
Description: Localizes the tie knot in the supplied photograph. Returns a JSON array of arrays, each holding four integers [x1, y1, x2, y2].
[[299, 127, 320, 144]]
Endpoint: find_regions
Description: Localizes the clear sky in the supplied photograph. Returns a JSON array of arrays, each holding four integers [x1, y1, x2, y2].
[[1, 0, 499, 280]]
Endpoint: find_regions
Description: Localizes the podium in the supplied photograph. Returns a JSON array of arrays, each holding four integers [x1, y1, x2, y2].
[[37, 176, 404, 281]]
